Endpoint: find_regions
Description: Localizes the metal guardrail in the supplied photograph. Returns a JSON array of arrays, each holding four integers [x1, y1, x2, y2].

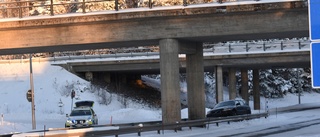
[[8, 112, 268, 137], [0, 0, 200, 18], [0, 134, 13, 137], [0, 0, 306, 19]]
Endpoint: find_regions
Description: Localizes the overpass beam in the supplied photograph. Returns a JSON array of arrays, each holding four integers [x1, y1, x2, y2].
[[215, 66, 223, 103], [253, 69, 260, 110], [241, 69, 249, 104], [186, 43, 205, 120], [159, 39, 181, 124], [228, 68, 237, 100]]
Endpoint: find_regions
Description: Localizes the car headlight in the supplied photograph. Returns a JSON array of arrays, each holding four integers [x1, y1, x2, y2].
[[87, 117, 92, 122], [66, 119, 72, 123]]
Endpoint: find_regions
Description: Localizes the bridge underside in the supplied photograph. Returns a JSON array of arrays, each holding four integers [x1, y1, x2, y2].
[[59, 51, 310, 75]]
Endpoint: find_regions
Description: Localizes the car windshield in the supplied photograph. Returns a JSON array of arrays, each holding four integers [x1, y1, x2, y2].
[[70, 109, 92, 116], [215, 101, 235, 108]]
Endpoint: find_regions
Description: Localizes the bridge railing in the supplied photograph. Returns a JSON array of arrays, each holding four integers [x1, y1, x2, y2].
[[205, 39, 310, 54], [0, 0, 306, 19], [0, 0, 115, 18], [0, 0, 218, 18]]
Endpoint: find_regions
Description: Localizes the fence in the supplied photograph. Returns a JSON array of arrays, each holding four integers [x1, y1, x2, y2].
[[0, 0, 213, 18], [0, 0, 305, 19]]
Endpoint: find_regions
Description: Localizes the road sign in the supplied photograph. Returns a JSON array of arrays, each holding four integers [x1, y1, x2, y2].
[[26, 89, 32, 102], [309, 0, 320, 41], [311, 43, 320, 88]]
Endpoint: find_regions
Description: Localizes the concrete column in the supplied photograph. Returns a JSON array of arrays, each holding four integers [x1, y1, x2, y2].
[[186, 43, 205, 120], [159, 39, 181, 124], [85, 72, 93, 81], [228, 68, 236, 100], [241, 69, 249, 104], [215, 66, 223, 103], [253, 69, 260, 110]]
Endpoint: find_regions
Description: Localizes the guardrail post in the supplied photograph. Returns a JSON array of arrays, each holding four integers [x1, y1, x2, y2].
[[246, 43, 249, 52], [281, 41, 283, 50], [212, 46, 215, 53], [148, 0, 152, 9], [263, 42, 266, 51], [115, 0, 118, 11], [298, 41, 301, 49], [82, 0, 86, 13], [174, 121, 180, 132], [229, 44, 231, 52], [138, 123, 143, 136], [162, 123, 165, 134], [265, 99, 269, 114], [183, 0, 187, 6], [50, 0, 54, 16], [17, 0, 22, 18], [1, 114, 3, 126], [216, 122, 219, 127], [44, 125, 46, 136]]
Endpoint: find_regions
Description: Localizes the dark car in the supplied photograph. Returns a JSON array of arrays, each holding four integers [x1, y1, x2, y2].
[[206, 99, 251, 117]]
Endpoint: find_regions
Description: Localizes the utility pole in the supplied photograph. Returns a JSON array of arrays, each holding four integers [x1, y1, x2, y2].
[[29, 54, 36, 129]]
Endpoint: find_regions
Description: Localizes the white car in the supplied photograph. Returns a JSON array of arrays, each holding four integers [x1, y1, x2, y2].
[[65, 101, 98, 128]]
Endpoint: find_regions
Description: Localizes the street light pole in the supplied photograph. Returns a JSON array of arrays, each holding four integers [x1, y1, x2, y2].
[[29, 54, 36, 129]]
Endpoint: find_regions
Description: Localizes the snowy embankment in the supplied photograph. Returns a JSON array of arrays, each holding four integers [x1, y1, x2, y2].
[[0, 60, 320, 135]]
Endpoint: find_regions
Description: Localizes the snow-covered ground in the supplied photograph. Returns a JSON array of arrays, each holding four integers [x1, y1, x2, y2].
[[0, 60, 320, 136]]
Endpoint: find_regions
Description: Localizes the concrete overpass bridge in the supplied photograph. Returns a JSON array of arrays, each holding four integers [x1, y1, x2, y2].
[[0, 0, 309, 124], [56, 44, 310, 75]]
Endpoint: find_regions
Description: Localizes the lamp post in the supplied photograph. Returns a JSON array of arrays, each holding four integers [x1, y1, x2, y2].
[[29, 54, 36, 129]]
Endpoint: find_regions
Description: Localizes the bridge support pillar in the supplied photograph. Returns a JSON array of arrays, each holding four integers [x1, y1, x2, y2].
[[253, 69, 260, 110], [241, 69, 249, 104], [85, 72, 93, 81], [228, 68, 237, 100], [186, 43, 205, 120], [215, 66, 223, 103], [159, 39, 181, 124]]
